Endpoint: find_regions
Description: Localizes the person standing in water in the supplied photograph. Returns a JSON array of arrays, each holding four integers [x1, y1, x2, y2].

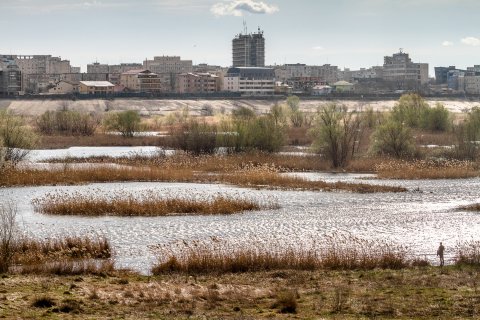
[[437, 242, 445, 267]]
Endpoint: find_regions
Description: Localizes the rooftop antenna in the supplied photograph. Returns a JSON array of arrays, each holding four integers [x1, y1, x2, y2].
[[399, 48, 404, 54], [243, 19, 247, 34]]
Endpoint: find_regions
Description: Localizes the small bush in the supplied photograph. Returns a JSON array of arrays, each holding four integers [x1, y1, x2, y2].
[[0, 110, 37, 165], [274, 289, 298, 314], [37, 110, 100, 136], [169, 119, 217, 155], [104, 110, 141, 138], [32, 296, 56, 308], [371, 119, 415, 158]]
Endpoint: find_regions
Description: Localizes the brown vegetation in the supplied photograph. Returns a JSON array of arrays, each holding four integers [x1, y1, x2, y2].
[[33, 191, 275, 216], [38, 134, 160, 149], [375, 159, 480, 179], [0, 164, 405, 193], [4, 235, 112, 275], [457, 203, 480, 211], [151, 236, 410, 275]]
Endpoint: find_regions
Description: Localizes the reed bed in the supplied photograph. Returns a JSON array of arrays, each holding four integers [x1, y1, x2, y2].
[[151, 235, 410, 275], [454, 240, 480, 266], [18, 259, 115, 275], [375, 159, 479, 179], [32, 191, 276, 216], [0, 166, 197, 187], [457, 203, 480, 211], [0, 165, 405, 193], [5, 235, 113, 275], [14, 236, 111, 265]]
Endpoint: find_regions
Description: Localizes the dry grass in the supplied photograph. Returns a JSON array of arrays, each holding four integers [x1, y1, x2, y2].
[[14, 236, 111, 265], [0, 166, 197, 187], [0, 164, 405, 193], [151, 235, 410, 275], [18, 259, 115, 275], [4, 266, 480, 319], [32, 191, 276, 216], [375, 159, 480, 179]]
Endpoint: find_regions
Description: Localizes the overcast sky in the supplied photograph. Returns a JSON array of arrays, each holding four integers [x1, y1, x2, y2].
[[2, 0, 480, 75]]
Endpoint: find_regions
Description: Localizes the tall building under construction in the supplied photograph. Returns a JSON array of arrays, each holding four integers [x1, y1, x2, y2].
[[232, 28, 265, 67]]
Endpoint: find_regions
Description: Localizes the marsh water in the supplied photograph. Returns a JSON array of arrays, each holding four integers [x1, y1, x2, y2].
[[3, 147, 480, 273]]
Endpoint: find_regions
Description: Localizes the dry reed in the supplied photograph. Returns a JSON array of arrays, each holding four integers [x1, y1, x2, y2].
[[375, 159, 479, 179], [7, 235, 112, 275], [1, 164, 405, 193], [151, 235, 410, 275], [454, 240, 480, 266], [32, 191, 276, 216]]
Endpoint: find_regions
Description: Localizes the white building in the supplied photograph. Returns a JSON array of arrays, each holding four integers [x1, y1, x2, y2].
[[224, 67, 275, 96]]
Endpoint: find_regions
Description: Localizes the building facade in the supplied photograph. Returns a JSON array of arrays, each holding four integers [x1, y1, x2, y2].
[[232, 29, 265, 67], [176, 73, 220, 94], [0, 56, 22, 96], [223, 67, 275, 96], [383, 51, 429, 89], [120, 69, 163, 93], [78, 81, 114, 95]]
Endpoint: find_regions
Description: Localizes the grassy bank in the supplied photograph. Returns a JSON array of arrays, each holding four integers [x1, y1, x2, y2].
[[0, 165, 406, 193], [33, 192, 276, 216], [2, 266, 480, 319]]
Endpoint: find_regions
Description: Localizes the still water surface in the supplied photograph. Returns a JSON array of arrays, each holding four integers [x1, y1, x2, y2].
[[3, 147, 479, 273]]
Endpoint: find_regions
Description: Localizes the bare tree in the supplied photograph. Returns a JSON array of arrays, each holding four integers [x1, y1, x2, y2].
[[0, 201, 18, 273], [310, 104, 362, 168]]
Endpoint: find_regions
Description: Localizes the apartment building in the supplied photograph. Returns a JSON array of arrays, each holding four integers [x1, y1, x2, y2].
[[78, 81, 114, 95], [0, 56, 22, 96], [232, 29, 265, 67], [48, 80, 79, 94], [223, 67, 275, 96], [143, 56, 192, 74], [176, 73, 220, 94], [383, 50, 429, 89], [275, 64, 339, 86], [120, 69, 162, 93]]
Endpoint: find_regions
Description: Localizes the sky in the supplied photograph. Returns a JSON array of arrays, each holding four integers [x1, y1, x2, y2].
[[2, 0, 480, 75]]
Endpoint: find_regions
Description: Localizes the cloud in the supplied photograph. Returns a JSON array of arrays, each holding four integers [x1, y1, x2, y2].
[[461, 37, 480, 46], [441, 41, 453, 47], [211, 0, 279, 17]]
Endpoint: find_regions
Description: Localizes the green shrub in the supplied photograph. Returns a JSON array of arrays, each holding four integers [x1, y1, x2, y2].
[[391, 93, 430, 128], [454, 107, 480, 160], [170, 119, 217, 155], [0, 110, 37, 164], [104, 110, 141, 138], [37, 110, 99, 136], [371, 119, 415, 158], [421, 103, 451, 131]]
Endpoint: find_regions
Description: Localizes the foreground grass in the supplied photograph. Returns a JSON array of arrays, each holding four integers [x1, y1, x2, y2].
[[0, 166, 406, 193], [2, 266, 480, 319], [33, 192, 276, 216]]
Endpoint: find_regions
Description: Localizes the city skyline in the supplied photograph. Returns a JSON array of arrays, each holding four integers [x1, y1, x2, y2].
[[2, 0, 480, 74]]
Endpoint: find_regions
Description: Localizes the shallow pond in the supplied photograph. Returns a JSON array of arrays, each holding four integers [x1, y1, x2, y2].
[[1, 172, 479, 274], [27, 146, 172, 162]]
